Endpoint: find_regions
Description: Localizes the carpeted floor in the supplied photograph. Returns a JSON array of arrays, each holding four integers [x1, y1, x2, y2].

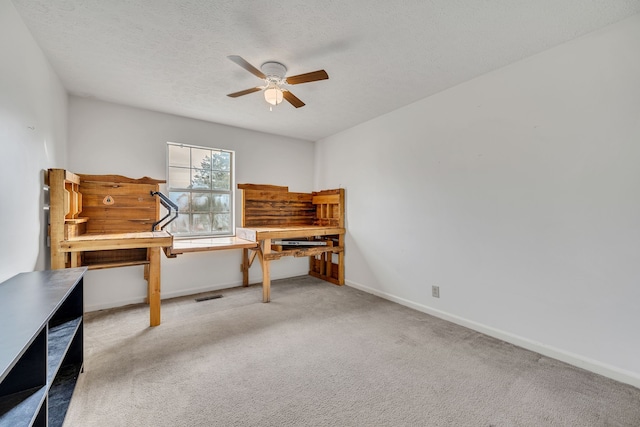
[[63, 276, 640, 426]]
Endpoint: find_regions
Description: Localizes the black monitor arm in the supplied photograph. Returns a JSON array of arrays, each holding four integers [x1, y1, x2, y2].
[[150, 191, 179, 231]]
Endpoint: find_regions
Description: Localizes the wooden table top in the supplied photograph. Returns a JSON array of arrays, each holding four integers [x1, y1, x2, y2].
[[167, 236, 257, 255], [60, 231, 173, 252], [236, 226, 345, 241]]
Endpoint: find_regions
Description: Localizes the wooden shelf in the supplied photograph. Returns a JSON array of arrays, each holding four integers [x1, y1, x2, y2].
[[64, 218, 88, 224], [266, 245, 343, 261], [86, 260, 150, 270]]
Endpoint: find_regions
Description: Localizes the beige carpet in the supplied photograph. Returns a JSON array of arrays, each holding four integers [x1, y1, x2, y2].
[[64, 276, 640, 426]]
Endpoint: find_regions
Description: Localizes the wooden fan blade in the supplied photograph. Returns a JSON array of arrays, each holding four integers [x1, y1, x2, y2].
[[227, 55, 266, 79], [227, 87, 262, 98], [286, 70, 329, 85], [283, 91, 305, 108]]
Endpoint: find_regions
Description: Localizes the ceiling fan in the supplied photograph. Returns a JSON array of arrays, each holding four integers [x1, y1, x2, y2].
[[226, 55, 329, 109]]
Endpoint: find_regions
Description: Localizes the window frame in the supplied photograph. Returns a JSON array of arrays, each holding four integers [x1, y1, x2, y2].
[[166, 141, 235, 239]]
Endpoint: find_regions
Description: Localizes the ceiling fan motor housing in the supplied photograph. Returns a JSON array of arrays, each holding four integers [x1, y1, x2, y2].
[[261, 61, 287, 83]]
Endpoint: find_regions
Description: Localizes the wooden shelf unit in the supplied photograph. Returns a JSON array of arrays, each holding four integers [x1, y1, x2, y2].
[[47, 169, 173, 326], [47, 169, 172, 269], [237, 184, 345, 302], [0, 268, 86, 427]]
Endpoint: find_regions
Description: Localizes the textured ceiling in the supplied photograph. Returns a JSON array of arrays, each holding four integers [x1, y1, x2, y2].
[[11, 0, 640, 141]]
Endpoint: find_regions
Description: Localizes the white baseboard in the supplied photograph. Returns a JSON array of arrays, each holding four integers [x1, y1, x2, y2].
[[85, 297, 148, 313], [85, 274, 290, 312], [346, 279, 640, 389]]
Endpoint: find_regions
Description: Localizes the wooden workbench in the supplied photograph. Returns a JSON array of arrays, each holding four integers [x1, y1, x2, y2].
[[236, 184, 345, 302], [47, 169, 173, 326], [47, 174, 345, 322]]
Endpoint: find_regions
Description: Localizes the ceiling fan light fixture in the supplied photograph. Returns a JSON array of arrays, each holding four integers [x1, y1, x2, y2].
[[264, 86, 283, 106], [227, 56, 327, 109]]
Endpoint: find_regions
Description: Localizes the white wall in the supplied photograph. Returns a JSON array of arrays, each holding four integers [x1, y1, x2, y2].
[[68, 97, 315, 310], [0, 0, 68, 282], [315, 15, 640, 387], [5, 0, 638, 387]]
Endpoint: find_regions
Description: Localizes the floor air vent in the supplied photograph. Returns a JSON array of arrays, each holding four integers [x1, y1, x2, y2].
[[195, 294, 223, 302]]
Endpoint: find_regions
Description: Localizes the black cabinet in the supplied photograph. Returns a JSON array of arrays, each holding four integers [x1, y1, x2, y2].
[[0, 268, 86, 427]]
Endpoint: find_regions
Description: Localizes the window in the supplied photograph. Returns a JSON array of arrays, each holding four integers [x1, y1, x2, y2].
[[166, 142, 234, 237]]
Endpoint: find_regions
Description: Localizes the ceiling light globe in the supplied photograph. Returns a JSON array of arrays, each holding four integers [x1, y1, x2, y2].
[[264, 87, 283, 106]]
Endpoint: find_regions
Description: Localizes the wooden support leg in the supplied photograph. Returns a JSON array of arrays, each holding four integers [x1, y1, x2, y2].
[[242, 248, 249, 287], [70, 252, 81, 268], [338, 234, 345, 285], [242, 249, 258, 287], [48, 169, 67, 270], [261, 239, 271, 302], [148, 247, 161, 326], [320, 252, 326, 276], [325, 252, 332, 279], [144, 262, 150, 304]]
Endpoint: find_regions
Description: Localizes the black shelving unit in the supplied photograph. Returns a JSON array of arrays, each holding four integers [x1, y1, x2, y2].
[[0, 267, 86, 427]]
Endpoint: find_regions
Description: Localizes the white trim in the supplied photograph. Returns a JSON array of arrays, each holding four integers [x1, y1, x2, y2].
[[84, 273, 293, 312], [346, 279, 640, 389]]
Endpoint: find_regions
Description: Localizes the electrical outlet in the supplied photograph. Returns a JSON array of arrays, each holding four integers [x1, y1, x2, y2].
[[432, 285, 440, 298]]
